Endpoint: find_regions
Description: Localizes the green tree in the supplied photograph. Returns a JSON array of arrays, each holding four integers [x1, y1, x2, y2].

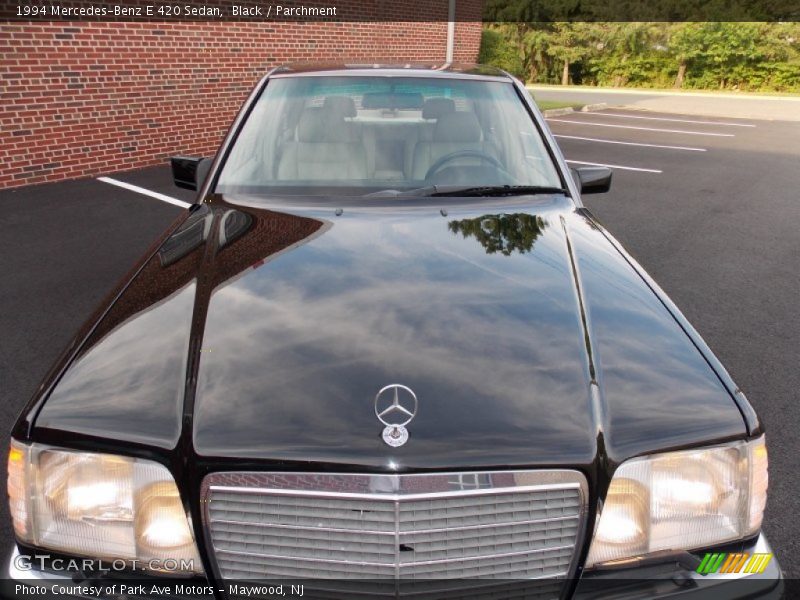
[[669, 23, 707, 88], [546, 23, 598, 85], [588, 23, 669, 87], [521, 26, 553, 83], [479, 26, 525, 78], [671, 23, 776, 89], [703, 23, 763, 89]]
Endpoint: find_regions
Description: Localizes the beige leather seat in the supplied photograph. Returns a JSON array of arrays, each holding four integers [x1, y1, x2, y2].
[[363, 123, 412, 181], [410, 111, 488, 180], [277, 107, 367, 180], [401, 98, 457, 178]]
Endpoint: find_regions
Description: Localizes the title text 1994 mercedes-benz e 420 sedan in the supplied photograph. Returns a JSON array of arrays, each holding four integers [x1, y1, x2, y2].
[[5, 64, 782, 600]]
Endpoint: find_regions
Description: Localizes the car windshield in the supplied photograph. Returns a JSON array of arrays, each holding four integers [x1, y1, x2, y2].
[[215, 75, 562, 197]]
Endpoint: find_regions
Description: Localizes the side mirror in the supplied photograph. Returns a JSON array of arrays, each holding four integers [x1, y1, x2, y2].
[[170, 156, 212, 191], [571, 167, 612, 194]]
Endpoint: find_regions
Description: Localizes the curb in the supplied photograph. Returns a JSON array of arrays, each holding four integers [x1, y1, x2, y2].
[[542, 107, 575, 117], [581, 102, 608, 112], [541, 103, 607, 117]]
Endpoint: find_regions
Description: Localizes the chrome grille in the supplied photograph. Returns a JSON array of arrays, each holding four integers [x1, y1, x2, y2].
[[203, 470, 586, 592]]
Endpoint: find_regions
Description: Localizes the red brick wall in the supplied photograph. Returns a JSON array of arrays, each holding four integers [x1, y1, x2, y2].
[[0, 18, 483, 189]]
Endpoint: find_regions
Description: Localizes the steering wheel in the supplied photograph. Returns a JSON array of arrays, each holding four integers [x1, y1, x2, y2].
[[425, 150, 503, 180]]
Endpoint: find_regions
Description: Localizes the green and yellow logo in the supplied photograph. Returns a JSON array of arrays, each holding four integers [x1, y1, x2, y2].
[[696, 552, 772, 575]]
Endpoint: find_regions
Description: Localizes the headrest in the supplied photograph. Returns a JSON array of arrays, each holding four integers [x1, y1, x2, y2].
[[434, 112, 482, 143], [297, 108, 352, 143], [297, 108, 327, 142], [323, 95, 356, 118], [422, 97, 456, 120]]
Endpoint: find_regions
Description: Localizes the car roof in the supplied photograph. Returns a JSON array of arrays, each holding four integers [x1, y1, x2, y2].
[[270, 62, 512, 81]]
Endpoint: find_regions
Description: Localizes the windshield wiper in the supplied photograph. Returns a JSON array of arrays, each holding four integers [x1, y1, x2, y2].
[[428, 185, 568, 197], [374, 185, 567, 198]]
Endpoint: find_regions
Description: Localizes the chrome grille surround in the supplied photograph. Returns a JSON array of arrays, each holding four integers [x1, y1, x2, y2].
[[202, 470, 587, 588]]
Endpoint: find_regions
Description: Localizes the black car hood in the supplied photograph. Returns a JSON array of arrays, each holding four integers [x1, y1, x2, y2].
[[36, 195, 746, 469]]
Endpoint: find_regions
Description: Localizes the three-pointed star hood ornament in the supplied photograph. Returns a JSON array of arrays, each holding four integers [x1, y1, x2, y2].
[[374, 384, 417, 447]]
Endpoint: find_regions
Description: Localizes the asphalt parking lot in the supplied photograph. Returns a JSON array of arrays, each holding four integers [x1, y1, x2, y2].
[[1, 106, 799, 577], [547, 107, 800, 576]]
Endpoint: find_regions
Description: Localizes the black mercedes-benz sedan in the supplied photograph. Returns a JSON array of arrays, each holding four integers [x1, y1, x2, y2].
[[5, 64, 782, 599]]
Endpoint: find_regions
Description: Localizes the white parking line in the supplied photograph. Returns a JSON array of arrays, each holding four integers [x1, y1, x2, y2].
[[97, 176, 192, 209], [554, 134, 706, 152], [589, 111, 756, 127], [547, 119, 736, 137], [566, 159, 662, 174]]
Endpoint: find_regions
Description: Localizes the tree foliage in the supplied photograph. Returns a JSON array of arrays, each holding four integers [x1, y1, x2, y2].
[[448, 214, 548, 256], [479, 22, 800, 92]]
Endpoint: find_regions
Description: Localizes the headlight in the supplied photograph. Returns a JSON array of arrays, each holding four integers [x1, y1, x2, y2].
[[587, 436, 767, 567], [7, 440, 203, 574]]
